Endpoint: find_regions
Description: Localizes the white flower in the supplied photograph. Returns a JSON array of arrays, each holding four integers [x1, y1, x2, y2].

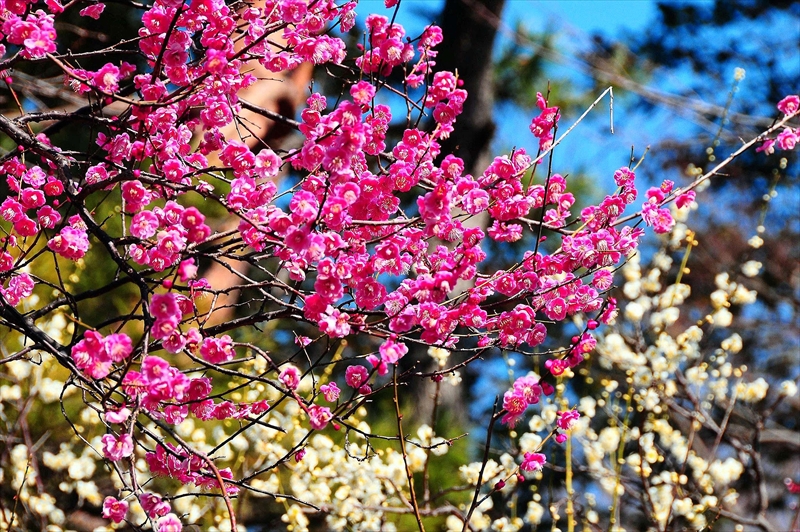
[[67, 456, 96, 481], [519, 432, 543, 454], [430, 437, 449, 456], [0, 384, 22, 401], [660, 283, 690, 307], [672, 497, 693, 516], [579, 396, 597, 418], [709, 289, 728, 309], [737, 378, 769, 403], [7, 359, 32, 379], [711, 308, 733, 327], [598, 427, 620, 453], [720, 334, 743, 354], [730, 285, 757, 305], [624, 302, 644, 322], [715, 272, 731, 290], [740, 260, 762, 277], [747, 235, 764, 248], [524, 501, 545, 525], [428, 346, 450, 367], [708, 457, 744, 485], [779, 380, 798, 397]]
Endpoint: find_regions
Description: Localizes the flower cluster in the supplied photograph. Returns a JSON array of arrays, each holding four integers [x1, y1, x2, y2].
[[1, 0, 798, 529], [757, 93, 799, 154]]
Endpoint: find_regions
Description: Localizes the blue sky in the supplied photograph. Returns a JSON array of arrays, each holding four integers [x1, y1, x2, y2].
[[355, 0, 668, 188], [505, 0, 657, 37]]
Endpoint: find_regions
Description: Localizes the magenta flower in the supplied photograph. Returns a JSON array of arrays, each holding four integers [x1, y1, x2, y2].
[[501, 389, 528, 427], [157, 513, 183, 532], [777, 94, 799, 116], [141, 492, 171, 518], [308, 404, 333, 430], [345, 365, 369, 389], [520, 452, 546, 472], [102, 496, 128, 523], [379, 337, 408, 365], [101, 433, 134, 462], [556, 410, 580, 431], [104, 407, 131, 424], [279, 365, 301, 390], [320, 382, 340, 402]]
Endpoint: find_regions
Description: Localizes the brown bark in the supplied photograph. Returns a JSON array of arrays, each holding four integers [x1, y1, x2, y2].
[[200, 0, 312, 326]]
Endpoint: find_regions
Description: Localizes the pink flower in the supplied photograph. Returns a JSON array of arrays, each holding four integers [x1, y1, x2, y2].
[[141, 492, 171, 518], [199, 335, 235, 364], [72, 330, 113, 379], [157, 513, 183, 532], [350, 80, 376, 106], [320, 382, 340, 402], [279, 365, 301, 390], [345, 365, 369, 389], [379, 337, 408, 364], [104, 407, 131, 424], [366, 354, 389, 376], [556, 410, 580, 430], [613, 167, 635, 188], [501, 389, 528, 427], [675, 190, 696, 209], [0, 273, 35, 306], [177, 258, 198, 282], [641, 202, 675, 234], [102, 496, 128, 523], [776, 128, 797, 151], [101, 433, 134, 461], [47, 226, 90, 260], [104, 333, 133, 363], [756, 138, 775, 155], [512, 375, 542, 405], [36, 205, 61, 229], [777, 94, 799, 116], [520, 452, 546, 472], [308, 404, 333, 430], [295, 335, 312, 347], [79, 3, 105, 19], [130, 210, 160, 239], [151, 292, 179, 320], [318, 306, 351, 338], [20, 188, 45, 209], [0, 198, 24, 222]]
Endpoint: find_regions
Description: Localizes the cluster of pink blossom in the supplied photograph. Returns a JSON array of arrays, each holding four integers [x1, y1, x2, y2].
[[128, 202, 211, 271], [520, 451, 546, 472], [69, 62, 136, 95], [1, 8, 57, 58], [103, 488, 221, 531], [71, 330, 133, 379], [356, 14, 415, 76], [3, 0, 799, 526], [501, 375, 547, 427], [102, 491, 175, 527], [529, 92, 561, 152], [0, 271, 33, 306], [1, 157, 77, 251], [149, 291, 196, 354], [757, 94, 800, 154], [145, 442, 239, 495]]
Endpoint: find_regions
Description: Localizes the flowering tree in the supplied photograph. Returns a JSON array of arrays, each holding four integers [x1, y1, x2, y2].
[[0, 0, 798, 530]]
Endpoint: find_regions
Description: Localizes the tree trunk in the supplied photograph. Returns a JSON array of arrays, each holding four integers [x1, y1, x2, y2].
[[436, 0, 505, 176]]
